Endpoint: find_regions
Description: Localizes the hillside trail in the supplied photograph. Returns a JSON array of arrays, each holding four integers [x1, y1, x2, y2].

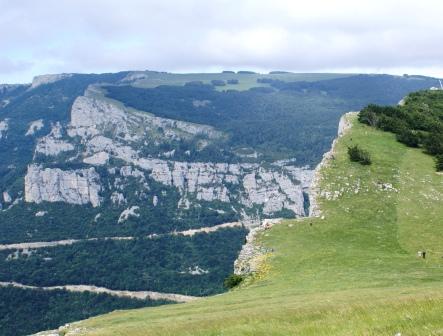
[[0, 221, 242, 251], [0, 281, 197, 303]]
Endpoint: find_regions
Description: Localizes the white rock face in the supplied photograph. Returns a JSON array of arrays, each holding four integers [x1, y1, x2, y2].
[[309, 112, 357, 217], [83, 151, 109, 165], [234, 218, 281, 275], [184, 266, 209, 275], [3, 191, 12, 203], [111, 192, 127, 206], [36, 138, 74, 156], [0, 119, 8, 139], [25, 165, 101, 207], [26, 119, 44, 136], [68, 95, 223, 142], [26, 91, 313, 219], [242, 169, 305, 215], [35, 123, 74, 156], [35, 211, 48, 217], [118, 206, 140, 223], [69, 96, 129, 137], [31, 74, 72, 89]]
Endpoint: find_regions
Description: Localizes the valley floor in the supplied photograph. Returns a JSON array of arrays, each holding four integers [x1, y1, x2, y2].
[[41, 115, 443, 335]]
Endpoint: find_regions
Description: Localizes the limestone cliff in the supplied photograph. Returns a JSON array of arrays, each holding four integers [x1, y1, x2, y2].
[[25, 165, 101, 207], [23, 87, 313, 222]]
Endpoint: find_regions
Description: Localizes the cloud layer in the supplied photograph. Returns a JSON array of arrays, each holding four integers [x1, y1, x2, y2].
[[1, 0, 443, 83]]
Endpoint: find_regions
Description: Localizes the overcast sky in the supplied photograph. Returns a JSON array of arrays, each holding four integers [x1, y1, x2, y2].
[[1, 0, 443, 83]]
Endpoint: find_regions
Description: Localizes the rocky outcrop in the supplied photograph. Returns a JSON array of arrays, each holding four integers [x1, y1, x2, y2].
[[241, 169, 305, 215], [68, 94, 223, 141], [234, 218, 281, 275], [35, 122, 74, 156], [36, 138, 74, 156], [309, 112, 357, 216], [26, 119, 44, 136], [118, 206, 140, 223], [31, 74, 73, 89], [3, 191, 12, 203], [83, 151, 109, 165], [25, 165, 101, 207], [0, 119, 8, 139]]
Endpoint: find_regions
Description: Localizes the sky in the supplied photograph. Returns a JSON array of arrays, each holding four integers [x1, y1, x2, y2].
[[1, 0, 443, 83]]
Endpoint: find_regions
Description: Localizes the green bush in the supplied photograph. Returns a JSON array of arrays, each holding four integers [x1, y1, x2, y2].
[[436, 155, 443, 172], [396, 129, 420, 147], [348, 145, 372, 165], [224, 274, 244, 289]]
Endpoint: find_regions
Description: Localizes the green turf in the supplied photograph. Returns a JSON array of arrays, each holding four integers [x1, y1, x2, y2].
[[130, 72, 353, 91], [60, 115, 443, 335]]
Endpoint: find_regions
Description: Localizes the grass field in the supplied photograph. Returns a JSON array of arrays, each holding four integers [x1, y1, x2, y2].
[[129, 72, 352, 91], [57, 115, 443, 335]]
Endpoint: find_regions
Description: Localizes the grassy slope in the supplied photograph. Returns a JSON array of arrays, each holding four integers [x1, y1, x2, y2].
[[130, 72, 352, 91], [65, 115, 443, 335]]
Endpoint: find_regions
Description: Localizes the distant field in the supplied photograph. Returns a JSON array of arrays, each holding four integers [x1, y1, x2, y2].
[[128, 71, 353, 91], [58, 114, 443, 335]]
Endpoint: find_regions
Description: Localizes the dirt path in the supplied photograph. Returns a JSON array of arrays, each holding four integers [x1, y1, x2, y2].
[[0, 281, 197, 303], [0, 221, 243, 251]]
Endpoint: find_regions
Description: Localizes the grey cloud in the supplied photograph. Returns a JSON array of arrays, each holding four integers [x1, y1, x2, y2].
[[0, 0, 442, 82], [0, 57, 33, 74]]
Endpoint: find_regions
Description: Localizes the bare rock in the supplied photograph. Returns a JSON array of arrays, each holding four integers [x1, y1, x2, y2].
[[25, 165, 101, 207]]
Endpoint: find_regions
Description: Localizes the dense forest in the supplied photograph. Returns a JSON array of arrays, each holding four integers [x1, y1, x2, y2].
[[0, 228, 247, 296], [0, 286, 167, 336], [359, 90, 443, 171]]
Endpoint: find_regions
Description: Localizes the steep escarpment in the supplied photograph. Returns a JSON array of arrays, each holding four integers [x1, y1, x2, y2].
[[25, 165, 101, 207]]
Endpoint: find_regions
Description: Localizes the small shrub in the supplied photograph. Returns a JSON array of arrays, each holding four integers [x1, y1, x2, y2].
[[211, 79, 226, 86], [359, 107, 378, 127], [348, 145, 372, 165], [223, 274, 244, 289]]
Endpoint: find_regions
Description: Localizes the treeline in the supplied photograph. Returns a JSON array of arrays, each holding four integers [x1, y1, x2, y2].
[[268, 74, 440, 105], [359, 90, 443, 171], [0, 286, 166, 336]]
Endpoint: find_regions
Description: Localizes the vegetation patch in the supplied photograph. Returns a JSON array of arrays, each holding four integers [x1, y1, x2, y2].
[[223, 274, 244, 289], [359, 90, 443, 171], [347, 144, 372, 165]]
